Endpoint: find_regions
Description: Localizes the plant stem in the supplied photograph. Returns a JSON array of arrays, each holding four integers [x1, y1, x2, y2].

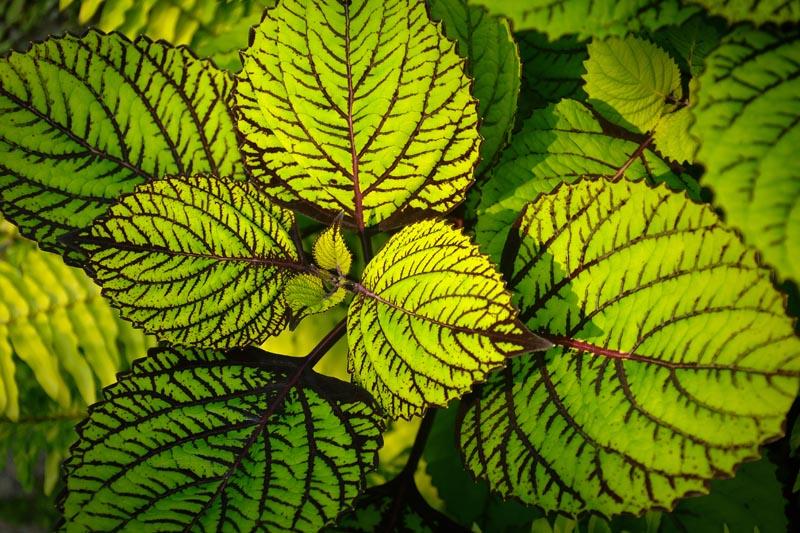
[[359, 229, 373, 263], [400, 409, 437, 479], [611, 131, 656, 182]]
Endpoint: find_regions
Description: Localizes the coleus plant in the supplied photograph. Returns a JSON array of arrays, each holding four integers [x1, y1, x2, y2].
[[0, 0, 798, 530]]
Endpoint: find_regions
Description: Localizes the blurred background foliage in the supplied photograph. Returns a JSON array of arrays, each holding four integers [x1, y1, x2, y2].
[[0, 0, 798, 531]]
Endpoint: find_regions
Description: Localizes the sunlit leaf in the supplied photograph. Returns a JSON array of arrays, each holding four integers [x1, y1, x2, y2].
[[285, 273, 348, 322], [314, 221, 352, 275], [688, 0, 800, 24], [0, 31, 244, 256], [234, 0, 480, 230], [692, 28, 800, 282], [348, 219, 550, 419], [60, 346, 384, 531], [70, 175, 300, 348], [460, 178, 800, 515]]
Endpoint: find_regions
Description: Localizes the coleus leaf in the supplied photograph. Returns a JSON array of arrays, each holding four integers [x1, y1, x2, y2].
[[464, 0, 697, 40], [652, 104, 697, 164], [0, 31, 244, 257], [285, 273, 348, 323], [347, 219, 550, 419], [60, 343, 384, 531], [460, 178, 800, 515], [473, 99, 698, 262], [583, 36, 682, 134], [69, 175, 300, 348], [652, 13, 723, 77], [325, 478, 467, 532], [515, 30, 587, 125], [687, 0, 800, 24], [234, 0, 480, 230], [691, 28, 800, 283], [314, 221, 352, 275], [428, 0, 520, 176]]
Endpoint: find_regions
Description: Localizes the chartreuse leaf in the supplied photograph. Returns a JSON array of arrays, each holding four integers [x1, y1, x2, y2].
[[348, 219, 550, 419], [314, 221, 352, 275], [326, 478, 467, 532], [428, 0, 520, 176], [584, 36, 682, 133], [0, 31, 244, 256], [60, 346, 384, 532], [285, 273, 348, 321], [460, 178, 800, 515], [691, 28, 800, 282], [0, 240, 151, 420], [70, 175, 300, 348], [688, 0, 800, 24], [515, 31, 587, 124], [464, 0, 697, 40], [653, 104, 698, 164], [234, 0, 480, 230], [473, 100, 698, 263]]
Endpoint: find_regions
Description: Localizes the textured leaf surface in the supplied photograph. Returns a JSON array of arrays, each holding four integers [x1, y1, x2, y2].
[[652, 14, 722, 77], [429, 0, 520, 176], [460, 178, 800, 515], [653, 105, 697, 164], [285, 273, 347, 320], [326, 478, 466, 532], [61, 346, 383, 532], [692, 28, 800, 282], [235, 0, 480, 230], [473, 100, 698, 262], [0, 239, 151, 420], [584, 36, 682, 133], [348, 219, 549, 419], [515, 30, 587, 124], [314, 222, 352, 275], [688, 0, 800, 24], [71, 175, 299, 348], [0, 31, 243, 255], [465, 0, 697, 39]]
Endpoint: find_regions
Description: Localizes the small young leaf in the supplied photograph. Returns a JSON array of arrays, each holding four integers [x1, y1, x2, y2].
[[652, 105, 697, 164], [692, 28, 800, 282], [515, 30, 587, 124], [314, 222, 352, 275], [428, 0, 521, 176], [460, 178, 800, 516], [234, 0, 480, 230], [0, 31, 244, 256], [60, 346, 384, 532], [463, 0, 697, 39], [70, 175, 301, 348], [474, 100, 698, 262], [583, 36, 682, 133], [348, 219, 550, 419], [326, 478, 467, 532], [285, 273, 348, 320], [687, 0, 800, 24]]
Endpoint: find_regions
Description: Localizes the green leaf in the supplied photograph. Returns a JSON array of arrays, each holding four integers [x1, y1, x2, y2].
[[428, 0, 520, 176], [0, 31, 244, 256], [692, 28, 800, 282], [326, 478, 467, 532], [70, 175, 300, 348], [464, 0, 697, 40], [515, 30, 587, 125], [460, 178, 800, 516], [0, 239, 151, 420], [652, 105, 698, 164], [0, 0, 77, 54], [285, 273, 348, 321], [687, 0, 800, 25], [584, 36, 682, 133], [234, 0, 480, 230], [347, 219, 550, 419], [314, 221, 352, 275], [60, 346, 384, 532], [473, 100, 698, 263], [652, 13, 723, 77]]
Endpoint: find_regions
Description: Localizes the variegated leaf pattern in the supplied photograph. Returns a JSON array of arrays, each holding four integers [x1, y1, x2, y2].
[[692, 28, 800, 282], [0, 30, 244, 257], [688, 0, 800, 24], [460, 178, 800, 516], [60, 346, 384, 532], [234, 0, 480, 230], [348, 219, 550, 419], [70, 175, 300, 348], [473, 99, 698, 262]]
